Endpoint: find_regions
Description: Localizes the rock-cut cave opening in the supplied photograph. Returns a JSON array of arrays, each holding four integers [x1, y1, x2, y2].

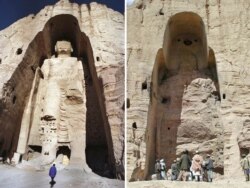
[[0, 14, 116, 178], [56, 146, 71, 159]]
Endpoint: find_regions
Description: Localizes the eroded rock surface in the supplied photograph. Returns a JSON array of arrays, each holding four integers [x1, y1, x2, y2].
[[127, 0, 250, 181], [0, 0, 124, 180], [144, 11, 222, 180]]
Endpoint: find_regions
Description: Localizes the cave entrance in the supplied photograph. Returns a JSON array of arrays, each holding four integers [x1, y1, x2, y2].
[[28, 145, 42, 153], [240, 148, 249, 158], [26, 145, 42, 161], [56, 146, 71, 165], [56, 146, 71, 159]]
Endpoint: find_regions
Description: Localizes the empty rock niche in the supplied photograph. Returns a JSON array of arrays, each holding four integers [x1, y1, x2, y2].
[[144, 12, 221, 179]]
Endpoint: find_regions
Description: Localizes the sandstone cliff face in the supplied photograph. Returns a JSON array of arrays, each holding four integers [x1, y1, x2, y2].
[[0, 0, 124, 179], [127, 0, 250, 180]]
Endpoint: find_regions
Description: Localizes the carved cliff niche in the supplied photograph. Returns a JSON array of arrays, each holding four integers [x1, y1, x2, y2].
[[238, 120, 250, 157], [144, 12, 221, 179], [0, 14, 117, 178]]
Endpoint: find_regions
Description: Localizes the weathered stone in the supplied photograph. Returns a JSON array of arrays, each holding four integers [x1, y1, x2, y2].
[[0, 0, 124, 180], [127, 0, 250, 181], [143, 11, 221, 180], [238, 120, 250, 154]]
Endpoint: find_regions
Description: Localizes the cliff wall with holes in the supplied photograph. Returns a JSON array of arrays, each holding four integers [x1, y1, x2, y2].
[[0, 0, 124, 179], [127, 0, 250, 181]]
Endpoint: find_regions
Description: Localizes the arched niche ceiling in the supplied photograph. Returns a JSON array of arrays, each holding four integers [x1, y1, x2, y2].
[[163, 11, 208, 71], [0, 14, 117, 179], [43, 14, 89, 58]]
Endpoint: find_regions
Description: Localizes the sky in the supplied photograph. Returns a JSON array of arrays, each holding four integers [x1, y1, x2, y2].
[[127, 0, 134, 6], [0, 0, 124, 30]]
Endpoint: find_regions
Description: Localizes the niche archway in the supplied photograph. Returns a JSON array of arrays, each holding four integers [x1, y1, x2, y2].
[[144, 12, 222, 180], [0, 14, 116, 179]]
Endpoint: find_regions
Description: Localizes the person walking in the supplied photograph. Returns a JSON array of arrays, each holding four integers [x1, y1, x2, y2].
[[191, 151, 204, 182], [160, 159, 167, 180], [204, 154, 213, 182], [241, 154, 250, 181], [155, 159, 161, 180], [177, 150, 191, 181], [49, 163, 57, 183], [171, 160, 178, 180]]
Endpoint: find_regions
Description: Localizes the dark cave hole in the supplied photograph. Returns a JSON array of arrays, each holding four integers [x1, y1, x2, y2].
[[12, 96, 16, 104], [28, 145, 42, 153], [142, 81, 147, 90], [127, 98, 130, 108], [136, 3, 143, 9], [201, 99, 207, 103], [184, 39, 193, 46], [56, 146, 71, 159], [16, 48, 23, 55], [159, 9, 164, 15], [161, 96, 171, 104], [132, 122, 137, 129], [240, 148, 249, 158]]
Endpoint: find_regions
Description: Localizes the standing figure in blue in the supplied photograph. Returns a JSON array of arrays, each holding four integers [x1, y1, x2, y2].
[[49, 163, 57, 183]]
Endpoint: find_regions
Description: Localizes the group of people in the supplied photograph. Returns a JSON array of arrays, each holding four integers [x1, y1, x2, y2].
[[155, 150, 214, 182]]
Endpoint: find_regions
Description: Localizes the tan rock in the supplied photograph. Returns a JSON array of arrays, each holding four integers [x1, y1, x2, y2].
[[0, 0, 124, 180], [127, 0, 250, 181]]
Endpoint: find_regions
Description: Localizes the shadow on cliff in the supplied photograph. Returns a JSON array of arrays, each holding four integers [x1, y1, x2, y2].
[[142, 12, 222, 180], [0, 14, 122, 180]]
